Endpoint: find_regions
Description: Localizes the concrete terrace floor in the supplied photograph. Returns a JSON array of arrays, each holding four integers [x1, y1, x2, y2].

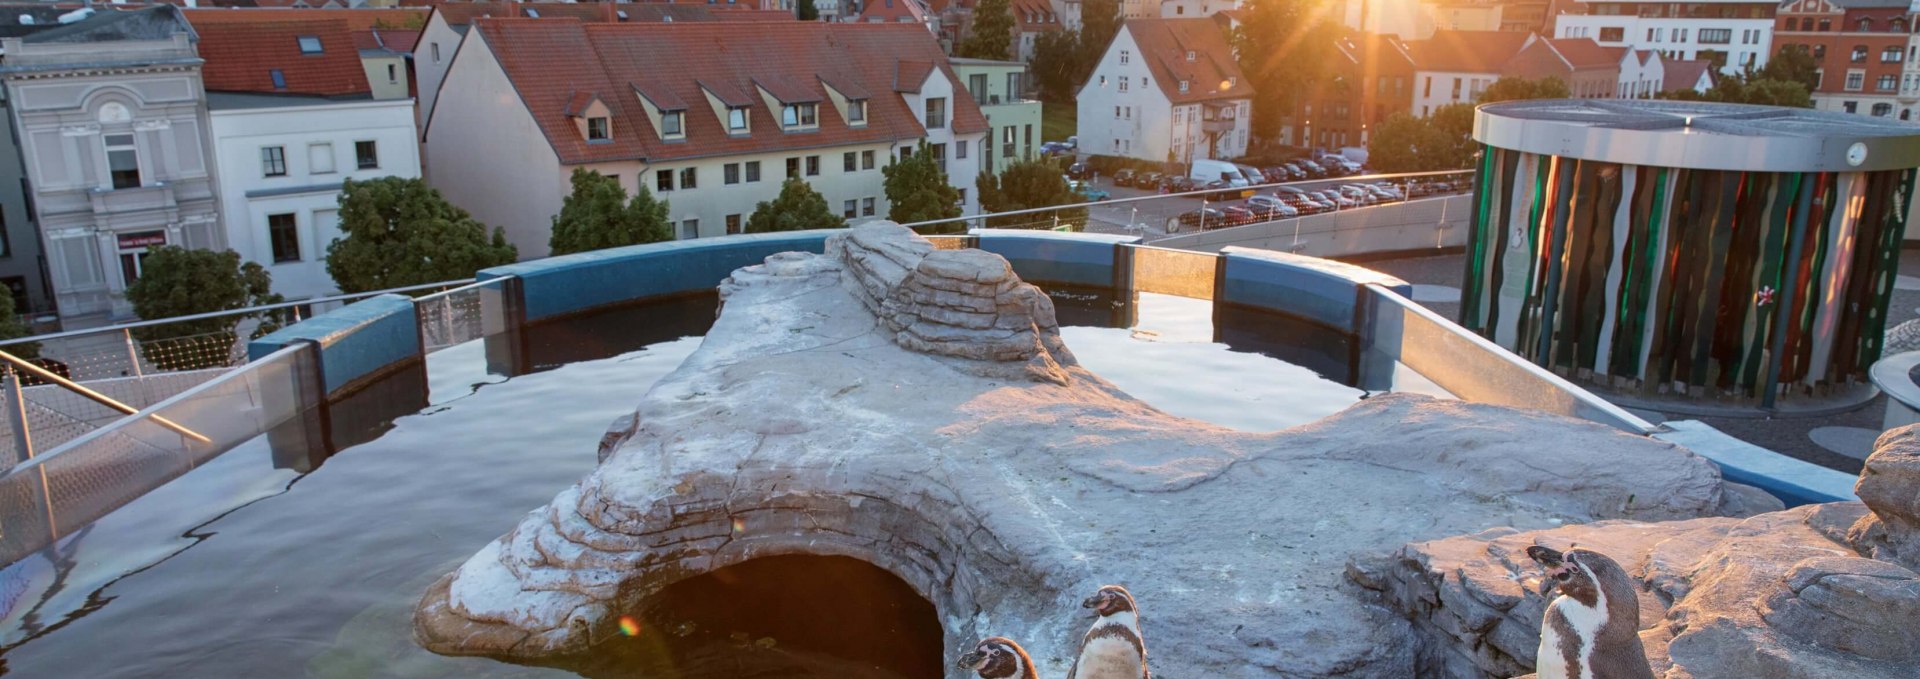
[[1361, 250, 1920, 475]]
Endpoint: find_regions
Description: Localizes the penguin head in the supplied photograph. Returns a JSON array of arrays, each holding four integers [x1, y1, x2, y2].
[[1081, 584, 1138, 618], [1528, 545, 1627, 606], [957, 637, 1033, 678]]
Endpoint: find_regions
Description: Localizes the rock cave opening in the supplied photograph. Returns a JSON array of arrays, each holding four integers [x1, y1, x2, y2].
[[544, 555, 945, 678]]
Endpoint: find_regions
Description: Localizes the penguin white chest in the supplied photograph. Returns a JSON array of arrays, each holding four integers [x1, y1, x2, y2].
[[1538, 591, 1608, 679], [1076, 636, 1144, 679]]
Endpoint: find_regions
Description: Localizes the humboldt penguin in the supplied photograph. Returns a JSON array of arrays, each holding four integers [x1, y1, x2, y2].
[[1527, 546, 1655, 679], [957, 637, 1039, 679], [1068, 584, 1149, 679]]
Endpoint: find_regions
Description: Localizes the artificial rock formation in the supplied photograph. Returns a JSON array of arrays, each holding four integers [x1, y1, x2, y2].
[[1361, 426, 1920, 678], [414, 223, 1761, 677]]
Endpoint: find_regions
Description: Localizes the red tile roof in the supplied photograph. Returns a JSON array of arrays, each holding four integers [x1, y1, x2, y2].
[[428, 2, 790, 28], [858, 0, 928, 23], [1663, 59, 1714, 91], [1116, 18, 1253, 104], [1013, 0, 1063, 32], [182, 7, 428, 32], [195, 18, 371, 96], [1546, 37, 1626, 69], [467, 19, 986, 165], [1407, 30, 1534, 72]]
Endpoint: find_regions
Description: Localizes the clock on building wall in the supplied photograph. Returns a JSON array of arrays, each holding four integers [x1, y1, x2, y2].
[[1846, 142, 1868, 167]]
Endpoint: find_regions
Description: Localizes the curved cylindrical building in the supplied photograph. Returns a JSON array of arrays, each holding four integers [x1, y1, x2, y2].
[[1464, 99, 1920, 406]]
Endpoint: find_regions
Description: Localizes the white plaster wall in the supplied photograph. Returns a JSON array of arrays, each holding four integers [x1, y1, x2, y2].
[[211, 99, 419, 300], [425, 30, 566, 259], [1078, 27, 1158, 160], [1556, 15, 1775, 75], [1413, 70, 1497, 116], [415, 12, 464, 132], [899, 68, 985, 214]]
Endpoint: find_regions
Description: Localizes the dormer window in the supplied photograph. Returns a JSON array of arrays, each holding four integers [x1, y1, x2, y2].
[[848, 99, 867, 124], [661, 110, 684, 138], [298, 35, 322, 54], [728, 106, 749, 131], [1228, 76, 1238, 86], [782, 103, 817, 128], [1179, 80, 1190, 93], [587, 116, 610, 141], [1185, 50, 1196, 61]]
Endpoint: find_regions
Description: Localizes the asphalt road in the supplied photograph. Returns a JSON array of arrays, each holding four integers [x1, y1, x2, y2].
[[1071, 174, 1472, 241]]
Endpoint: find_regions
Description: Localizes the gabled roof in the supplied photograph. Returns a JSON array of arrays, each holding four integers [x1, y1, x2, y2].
[[182, 7, 427, 32], [1662, 59, 1715, 90], [1013, 0, 1063, 32], [1545, 37, 1626, 69], [859, 0, 929, 23], [1120, 18, 1254, 104], [430, 2, 788, 33], [1406, 30, 1533, 73], [1333, 32, 1415, 70], [468, 19, 986, 165], [196, 17, 370, 97]]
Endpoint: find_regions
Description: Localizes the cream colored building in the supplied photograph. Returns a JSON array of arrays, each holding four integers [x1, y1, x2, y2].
[[425, 19, 987, 258]]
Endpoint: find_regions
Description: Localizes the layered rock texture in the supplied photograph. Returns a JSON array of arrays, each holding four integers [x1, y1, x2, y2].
[[1359, 426, 1920, 679], [414, 224, 1763, 676]]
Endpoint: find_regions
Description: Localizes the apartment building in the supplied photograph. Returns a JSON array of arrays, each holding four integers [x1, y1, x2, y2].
[[951, 58, 1042, 174], [1077, 18, 1254, 162], [1554, 0, 1777, 75], [1774, 0, 1916, 118]]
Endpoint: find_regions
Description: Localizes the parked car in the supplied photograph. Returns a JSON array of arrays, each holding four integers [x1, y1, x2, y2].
[[1161, 175, 1198, 194], [1204, 179, 1252, 201], [1068, 179, 1110, 202], [1281, 162, 1306, 179], [1298, 160, 1327, 178], [1219, 205, 1258, 226], [1312, 190, 1356, 209], [1235, 164, 1267, 186], [1066, 162, 1092, 180], [1244, 195, 1300, 220], [1168, 207, 1231, 232], [1112, 168, 1137, 187], [1040, 141, 1070, 156], [1291, 195, 1335, 214], [1139, 171, 1165, 189]]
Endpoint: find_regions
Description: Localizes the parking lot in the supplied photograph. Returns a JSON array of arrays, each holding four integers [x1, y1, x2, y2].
[[1068, 173, 1472, 241]]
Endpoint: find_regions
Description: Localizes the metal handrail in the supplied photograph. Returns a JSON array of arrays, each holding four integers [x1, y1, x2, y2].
[[902, 169, 1474, 231], [0, 279, 474, 348], [0, 350, 210, 444]]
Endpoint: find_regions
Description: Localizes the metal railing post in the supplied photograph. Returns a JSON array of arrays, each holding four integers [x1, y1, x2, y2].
[[5, 367, 32, 464], [122, 328, 143, 379]]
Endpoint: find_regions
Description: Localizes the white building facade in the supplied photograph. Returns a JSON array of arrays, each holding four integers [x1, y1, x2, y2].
[[1077, 19, 1254, 163], [1554, 0, 1778, 75], [209, 97, 420, 300]]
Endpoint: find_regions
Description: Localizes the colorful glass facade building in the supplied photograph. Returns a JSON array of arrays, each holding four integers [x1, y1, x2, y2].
[[1463, 99, 1920, 406]]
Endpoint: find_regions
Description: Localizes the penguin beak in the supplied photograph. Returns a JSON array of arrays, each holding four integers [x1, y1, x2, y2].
[[1527, 546, 1566, 597], [957, 650, 985, 669], [1082, 594, 1102, 609]]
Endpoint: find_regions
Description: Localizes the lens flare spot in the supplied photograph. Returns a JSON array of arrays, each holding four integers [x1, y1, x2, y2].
[[731, 517, 746, 534], [618, 616, 641, 637]]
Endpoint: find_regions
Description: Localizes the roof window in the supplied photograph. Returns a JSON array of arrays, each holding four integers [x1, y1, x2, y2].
[[1186, 50, 1196, 61], [297, 36, 322, 54], [271, 69, 287, 89], [525, 8, 540, 18]]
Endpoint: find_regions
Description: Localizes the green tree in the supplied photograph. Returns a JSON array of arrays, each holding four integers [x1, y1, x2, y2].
[[1032, 31, 1082, 102], [884, 141, 963, 225], [124, 247, 285, 371], [979, 158, 1087, 230], [549, 168, 672, 255], [1478, 76, 1570, 103], [1078, 0, 1120, 67], [0, 293, 39, 360], [796, 0, 819, 20], [1659, 74, 1812, 107], [1232, 0, 1337, 141], [326, 177, 517, 293], [959, 0, 1014, 60], [1759, 45, 1818, 89], [1365, 104, 1478, 173], [746, 178, 847, 233]]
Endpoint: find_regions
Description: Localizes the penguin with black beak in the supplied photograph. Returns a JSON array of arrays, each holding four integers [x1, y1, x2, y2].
[[957, 636, 1039, 679], [1526, 546, 1655, 679], [1068, 585, 1149, 679]]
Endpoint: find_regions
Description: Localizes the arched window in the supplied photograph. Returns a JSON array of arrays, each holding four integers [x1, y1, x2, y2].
[[1853, 44, 1869, 62], [1858, 18, 1873, 32], [1894, 18, 1908, 33], [1813, 44, 1827, 59], [1819, 18, 1831, 31]]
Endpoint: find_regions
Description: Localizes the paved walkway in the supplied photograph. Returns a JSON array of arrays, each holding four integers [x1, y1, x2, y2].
[[1363, 250, 1920, 474]]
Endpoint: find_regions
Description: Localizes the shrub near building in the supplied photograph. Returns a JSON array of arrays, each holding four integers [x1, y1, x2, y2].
[[124, 247, 286, 371], [549, 168, 672, 256], [326, 177, 517, 293]]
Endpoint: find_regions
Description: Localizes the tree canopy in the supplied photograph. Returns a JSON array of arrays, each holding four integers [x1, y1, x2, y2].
[[746, 178, 847, 233], [1364, 76, 1563, 172], [326, 177, 518, 293], [977, 158, 1087, 230], [1479, 76, 1570, 104], [884, 141, 962, 225], [796, 0, 819, 21], [549, 168, 672, 256], [1232, 0, 1338, 140], [124, 246, 285, 370], [958, 0, 1014, 60], [0, 293, 38, 360]]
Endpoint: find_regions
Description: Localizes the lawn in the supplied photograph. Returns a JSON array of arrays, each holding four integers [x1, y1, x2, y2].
[[1042, 102, 1076, 144]]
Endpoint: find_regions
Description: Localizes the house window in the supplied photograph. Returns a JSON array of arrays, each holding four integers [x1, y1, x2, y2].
[[931, 143, 946, 174], [1185, 50, 1195, 61], [862, 197, 875, 216], [310, 143, 336, 174], [862, 150, 875, 169], [1847, 71, 1865, 90], [680, 167, 697, 189], [1599, 26, 1623, 41], [1873, 102, 1894, 116], [1879, 74, 1899, 91], [1819, 19, 1831, 31], [845, 151, 857, 172], [262, 146, 287, 177], [849, 99, 867, 124], [781, 103, 818, 127], [1815, 44, 1827, 59], [587, 116, 610, 141], [806, 155, 820, 176], [1844, 100, 1859, 113], [957, 139, 968, 159], [725, 163, 741, 184], [432, 42, 442, 63], [1120, 49, 1130, 64], [387, 64, 397, 82], [1853, 45, 1869, 62], [271, 69, 287, 89], [1179, 80, 1189, 92], [787, 157, 800, 179], [680, 219, 699, 240], [268, 213, 300, 263], [726, 214, 742, 234], [1884, 47, 1903, 62], [1698, 28, 1732, 44], [746, 161, 761, 182], [657, 169, 675, 192], [843, 199, 857, 219], [728, 106, 749, 131], [1859, 18, 1872, 32], [105, 133, 140, 189], [117, 231, 163, 286], [925, 97, 946, 129], [662, 110, 684, 136], [1120, 76, 1130, 92], [969, 73, 989, 103], [297, 35, 323, 54]]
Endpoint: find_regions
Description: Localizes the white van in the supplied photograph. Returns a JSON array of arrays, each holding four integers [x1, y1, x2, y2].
[[1189, 158, 1249, 188]]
